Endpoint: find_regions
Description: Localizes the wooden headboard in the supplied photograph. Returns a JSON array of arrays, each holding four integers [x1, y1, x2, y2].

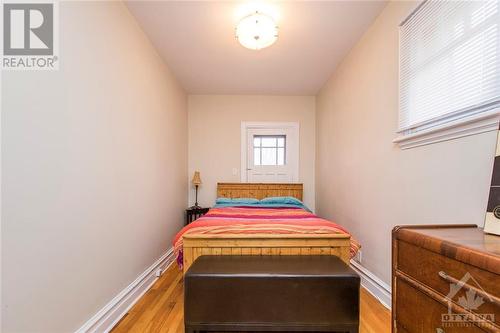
[[217, 183, 303, 201]]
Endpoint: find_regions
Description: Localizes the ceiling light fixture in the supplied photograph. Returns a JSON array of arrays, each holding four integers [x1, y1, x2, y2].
[[236, 11, 278, 50]]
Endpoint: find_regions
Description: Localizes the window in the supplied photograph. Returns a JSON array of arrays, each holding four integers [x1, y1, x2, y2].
[[253, 135, 286, 166], [396, 0, 500, 148]]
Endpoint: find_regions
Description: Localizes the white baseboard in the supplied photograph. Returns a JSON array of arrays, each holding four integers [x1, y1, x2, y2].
[[350, 260, 391, 310], [75, 248, 176, 333]]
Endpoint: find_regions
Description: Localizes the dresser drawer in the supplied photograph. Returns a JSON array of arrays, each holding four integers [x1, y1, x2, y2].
[[397, 240, 499, 327], [396, 278, 488, 333]]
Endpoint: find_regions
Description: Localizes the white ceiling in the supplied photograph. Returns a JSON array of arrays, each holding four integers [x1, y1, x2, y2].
[[126, 1, 387, 95]]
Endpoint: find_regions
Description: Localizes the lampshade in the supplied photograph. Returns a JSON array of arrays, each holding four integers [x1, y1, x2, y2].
[[192, 171, 202, 186], [236, 11, 278, 50]]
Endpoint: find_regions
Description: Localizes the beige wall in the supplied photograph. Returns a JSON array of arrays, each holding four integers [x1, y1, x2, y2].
[[316, 1, 496, 285], [1, 2, 187, 332], [188, 95, 316, 210]]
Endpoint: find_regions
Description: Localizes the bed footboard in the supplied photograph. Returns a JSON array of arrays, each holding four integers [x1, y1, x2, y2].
[[182, 234, 352, 273]]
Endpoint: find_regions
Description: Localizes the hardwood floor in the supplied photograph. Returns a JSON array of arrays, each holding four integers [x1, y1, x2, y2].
[[359, 286, 391, 332], [111, 263, 391, 333]]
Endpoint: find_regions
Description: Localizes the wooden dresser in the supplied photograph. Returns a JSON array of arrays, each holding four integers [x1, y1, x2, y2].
[[392, 225, 500, 333]]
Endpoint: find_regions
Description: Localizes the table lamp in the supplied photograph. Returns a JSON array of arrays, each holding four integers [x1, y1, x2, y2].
[[192, 171, 202, 208]]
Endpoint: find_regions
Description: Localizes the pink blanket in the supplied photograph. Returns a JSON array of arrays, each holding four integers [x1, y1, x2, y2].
[[173, 206, 360, 268]]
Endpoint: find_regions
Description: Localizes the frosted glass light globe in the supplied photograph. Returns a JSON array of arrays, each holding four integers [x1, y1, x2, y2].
[[236, 12, 278, 50]]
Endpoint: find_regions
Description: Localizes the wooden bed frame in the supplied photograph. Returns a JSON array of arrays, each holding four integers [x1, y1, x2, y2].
[[182, 183, 351, 272]]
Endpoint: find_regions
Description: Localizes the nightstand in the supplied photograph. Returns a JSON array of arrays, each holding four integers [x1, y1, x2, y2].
[[186, 207, 209, 225]]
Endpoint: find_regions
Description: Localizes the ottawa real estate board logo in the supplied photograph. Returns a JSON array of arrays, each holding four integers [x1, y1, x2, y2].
[[440, 272, 495, 330], [2, 1, 59, 70]]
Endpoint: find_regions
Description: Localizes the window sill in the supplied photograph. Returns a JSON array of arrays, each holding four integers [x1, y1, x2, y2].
[[393, 110, 500, 150]]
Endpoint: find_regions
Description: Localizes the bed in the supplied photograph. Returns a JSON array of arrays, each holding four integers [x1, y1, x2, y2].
[[174, 183, 359, 273]]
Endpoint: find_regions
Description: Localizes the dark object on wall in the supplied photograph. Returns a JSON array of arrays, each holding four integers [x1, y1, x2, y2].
[[485, 127, 500, 236], [392, 225, 500, 333], [184, 255, 360, 333], [185, 207, 209, 225]]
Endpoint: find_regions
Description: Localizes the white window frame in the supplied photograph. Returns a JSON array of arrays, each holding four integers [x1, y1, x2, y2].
[[394, 0, 500, 150], [240, 122, 299, 182], [252, 135, 287, 166], [394, 108, 500, 149]]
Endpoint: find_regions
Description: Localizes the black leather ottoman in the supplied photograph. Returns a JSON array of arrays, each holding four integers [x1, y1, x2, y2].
[[184, 255, 360, 333]]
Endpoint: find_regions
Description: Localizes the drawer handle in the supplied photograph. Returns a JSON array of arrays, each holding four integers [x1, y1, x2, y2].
[[438, 271, 500, 305]]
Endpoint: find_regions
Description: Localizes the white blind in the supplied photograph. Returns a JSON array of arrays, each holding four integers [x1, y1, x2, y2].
[[399, 0, 500, 134]]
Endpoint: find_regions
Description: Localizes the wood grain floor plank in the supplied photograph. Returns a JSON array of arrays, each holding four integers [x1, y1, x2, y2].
[[112, 263, 390, 333]]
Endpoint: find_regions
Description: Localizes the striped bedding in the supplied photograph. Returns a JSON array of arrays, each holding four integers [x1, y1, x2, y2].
[[173, 206, 360, 268]]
